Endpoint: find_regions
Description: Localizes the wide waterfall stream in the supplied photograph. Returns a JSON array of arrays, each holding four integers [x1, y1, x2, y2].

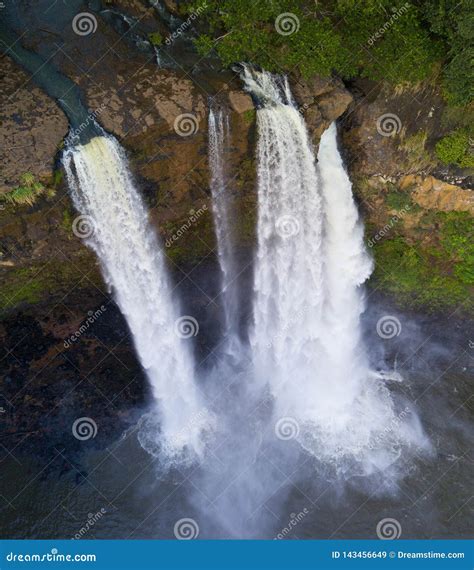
[[1, 72, 471, 541], [63, 134, 210, 461]]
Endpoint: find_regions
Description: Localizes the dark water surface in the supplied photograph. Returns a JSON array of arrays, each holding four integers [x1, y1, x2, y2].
[[1, 307, 472, 540]]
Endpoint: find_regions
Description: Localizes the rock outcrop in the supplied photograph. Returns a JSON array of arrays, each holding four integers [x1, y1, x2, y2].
[[0, 57, 68, 193], [402, 175, 474, 215], [292, 75, 353, 143]]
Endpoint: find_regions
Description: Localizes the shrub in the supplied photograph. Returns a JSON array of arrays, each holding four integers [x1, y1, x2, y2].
[[370, 236, 472, 312], [435, 130, 474, 168], [148, 32, 163, 46], [370, 211, 474, 312], [399, 131, 434, 172], [1, 173, 45, 207], [186, 0, 470, 105], [439, 212, 474, 284], [385, 189, 410, 211]]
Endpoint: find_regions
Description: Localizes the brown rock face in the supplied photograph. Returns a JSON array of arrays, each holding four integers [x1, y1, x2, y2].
[[407, 175, 474, 214], [227, 91, 254, 114], [291, 75, 353, 144], [85, 68, 207, 138], [0, 58, 68, 193]]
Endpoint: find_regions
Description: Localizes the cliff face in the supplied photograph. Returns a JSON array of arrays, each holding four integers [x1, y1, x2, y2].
[[336, 81, 473, 314], [0, 1, 472, 320], [1, 2, 472, 456]]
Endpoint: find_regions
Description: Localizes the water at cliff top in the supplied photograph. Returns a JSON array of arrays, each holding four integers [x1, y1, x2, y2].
[[63, 134, 210, 461]]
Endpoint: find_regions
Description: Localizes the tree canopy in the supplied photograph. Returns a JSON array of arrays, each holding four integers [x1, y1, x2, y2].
[[189, 0, 473, 105]]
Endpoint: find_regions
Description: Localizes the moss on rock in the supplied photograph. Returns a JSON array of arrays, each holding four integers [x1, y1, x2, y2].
[[368, 211, 474, 314], [0, 253, 103, 314]]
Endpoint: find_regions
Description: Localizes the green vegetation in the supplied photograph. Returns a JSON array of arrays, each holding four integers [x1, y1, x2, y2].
[[384, 182, 420, 212], [187, 0, 472, 105], [62, 207, 74, 233], [162, 210, 216, 264], [0, 173, 57, 208], [370, 212, 474, 313], [52, 169, 63, 188], [399, 131, 434, 172], [0, 255, 102, 314], [441, 104, 474, 132], [0, 267, 48, 310], [422, 0, 474, 106], [1, 173, 45, 207], [439, 212, 474, 284], [435, 130, 474, 168], [148, 32, 163, 46], [242, 109, 256, 125], [385, 188, 410, 211]]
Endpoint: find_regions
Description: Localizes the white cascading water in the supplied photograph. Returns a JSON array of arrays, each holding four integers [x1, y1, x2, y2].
[[241, 68, 325, 394], [63, 134, 210, 460], [208, 108, 241, 352], [241, 66, 428, 471]]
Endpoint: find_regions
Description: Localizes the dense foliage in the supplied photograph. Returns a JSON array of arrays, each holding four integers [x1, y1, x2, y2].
[[370, 212, 474, 312], [435, 129, 474, 167], [190, 0, 473, 105]]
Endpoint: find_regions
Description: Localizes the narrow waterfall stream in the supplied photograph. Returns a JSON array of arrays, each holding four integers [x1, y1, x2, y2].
[[208, 108, 241, 352], [63, 134, 210, 460]]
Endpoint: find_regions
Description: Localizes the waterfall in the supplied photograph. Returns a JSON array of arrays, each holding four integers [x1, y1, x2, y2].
[[241, 66, 428, 471], [208, 107, 241, 352], [63, 134, 209, 459], [317, 123, 373, 396], [241, 66, 325, 401]]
